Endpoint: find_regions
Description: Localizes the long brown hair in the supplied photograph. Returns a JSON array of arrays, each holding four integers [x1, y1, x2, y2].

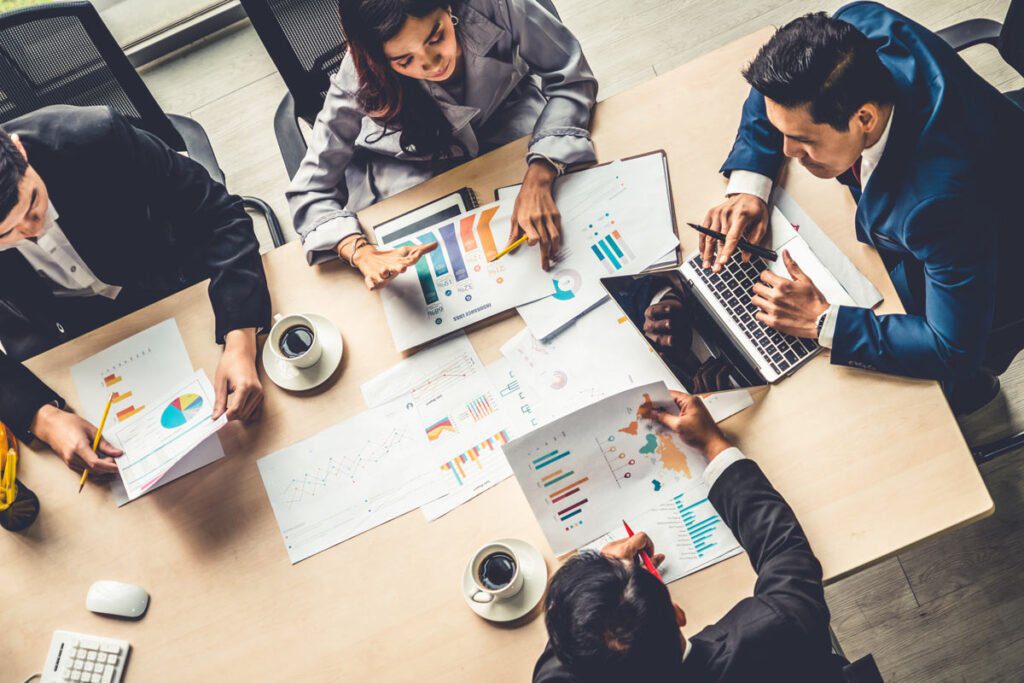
[[338, 0, 456, 160]]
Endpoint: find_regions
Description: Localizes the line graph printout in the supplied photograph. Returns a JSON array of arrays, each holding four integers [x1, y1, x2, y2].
[[107, 370, 227, 502], [504, 382, 707, 555], [363, 333, 515, 520], [580, 481, 741, 583], [258, 399, 435, 564], [70, 319, 227, 506], [380, 201, 553, 351]]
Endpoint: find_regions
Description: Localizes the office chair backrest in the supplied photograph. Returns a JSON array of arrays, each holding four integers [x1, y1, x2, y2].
[[1001, 0, 1024, 75], [0, 1, 184, 150], [240, 0, 347, 124]]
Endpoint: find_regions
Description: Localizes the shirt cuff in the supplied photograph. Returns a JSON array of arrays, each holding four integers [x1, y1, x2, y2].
[[725, 170, 773, 204], [300, 213, 363, 266], [702, 446, 747, 490], [817, 304, 840, 349], [527, 127, 596, 168]]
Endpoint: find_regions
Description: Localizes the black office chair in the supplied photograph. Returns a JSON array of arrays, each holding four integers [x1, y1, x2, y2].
[[240, 0, 562, 180], [0, 1, 285, 248], [937, 0, 1024, 107]]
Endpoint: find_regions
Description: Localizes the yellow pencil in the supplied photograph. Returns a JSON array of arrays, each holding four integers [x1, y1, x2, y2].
[[490, 234, 528, 262], [79, 393, 115, 493]]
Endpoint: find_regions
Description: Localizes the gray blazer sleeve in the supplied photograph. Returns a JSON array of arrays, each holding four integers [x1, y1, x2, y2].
[[285, 59, 366, 265], [508, 0, 598, 167]]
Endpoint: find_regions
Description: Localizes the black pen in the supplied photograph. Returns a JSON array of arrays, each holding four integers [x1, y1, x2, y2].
[[686, 223, 778, 262]]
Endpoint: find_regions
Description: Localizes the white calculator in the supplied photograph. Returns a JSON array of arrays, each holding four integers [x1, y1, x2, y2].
[[41, 630, 130, 683]]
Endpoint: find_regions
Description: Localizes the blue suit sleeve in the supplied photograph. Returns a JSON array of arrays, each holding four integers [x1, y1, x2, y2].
[[830, 196, 997, 380], [719, 87, 786, 179]]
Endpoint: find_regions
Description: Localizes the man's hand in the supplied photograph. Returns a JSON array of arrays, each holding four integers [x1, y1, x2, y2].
[[214, 328, 263, 422], [509, 160, 561, 271], [750, 250, 829, 338], [347, 241, 438, 291], [600, 531, 666, 569], [643, 295, 692, 353], [29, 404, 122, 476], [652, 391, 731, 460], [701, 193, 769, 272]]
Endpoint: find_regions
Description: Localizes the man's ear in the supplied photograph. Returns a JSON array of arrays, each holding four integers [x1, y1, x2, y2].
[[855, 103, 881, 134], [9, 133, 27, 161]]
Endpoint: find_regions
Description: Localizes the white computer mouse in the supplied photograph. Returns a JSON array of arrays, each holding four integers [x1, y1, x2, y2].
[[86, 580, 150, 619]]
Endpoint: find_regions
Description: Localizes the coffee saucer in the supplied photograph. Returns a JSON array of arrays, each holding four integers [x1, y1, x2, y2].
[[462, 538, 548, 623], [261, 313, 343, 391]]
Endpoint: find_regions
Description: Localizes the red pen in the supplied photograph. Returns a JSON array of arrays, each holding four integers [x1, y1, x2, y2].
[[623, 519, 663, 581]]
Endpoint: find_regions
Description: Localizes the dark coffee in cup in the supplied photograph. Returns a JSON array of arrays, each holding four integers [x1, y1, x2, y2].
[[278, 324, 315, 358], [478, 551, 517, 590]]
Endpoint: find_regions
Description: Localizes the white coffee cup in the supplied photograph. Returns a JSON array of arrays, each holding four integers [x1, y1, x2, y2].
[[268, 313, 323, 369], [468, 542, 524, 604]]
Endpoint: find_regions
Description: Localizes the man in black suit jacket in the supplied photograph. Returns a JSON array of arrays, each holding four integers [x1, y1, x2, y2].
[[534, 393, 847, 682], [0, 105, 271, 478]]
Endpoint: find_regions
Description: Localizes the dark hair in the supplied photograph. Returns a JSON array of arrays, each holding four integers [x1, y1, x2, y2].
[[742, 12, 896, 130], [338, 0, 456, 160], [545, 552, 684, 681], [0, 129, 27, 220]]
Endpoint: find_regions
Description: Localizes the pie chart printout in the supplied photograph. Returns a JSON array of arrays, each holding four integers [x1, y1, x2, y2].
[[160, 393, 204, 429]]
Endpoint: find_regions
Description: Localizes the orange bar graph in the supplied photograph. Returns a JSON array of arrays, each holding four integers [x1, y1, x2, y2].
[[115, 404, 145, 422], [476, 206, 499, 261], [459, 214, 478, 252], [103, 374, 122, 387], [111, 391, 133, 404]]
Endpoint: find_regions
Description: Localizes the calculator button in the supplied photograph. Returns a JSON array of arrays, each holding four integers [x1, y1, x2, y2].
[[87, 651, 97, 661], [100, 644, 121, 655], [101, 665, 115, 683]]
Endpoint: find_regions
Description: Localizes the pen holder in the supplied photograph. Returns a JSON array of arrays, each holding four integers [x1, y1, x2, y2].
[[0, 478, 40, 532]]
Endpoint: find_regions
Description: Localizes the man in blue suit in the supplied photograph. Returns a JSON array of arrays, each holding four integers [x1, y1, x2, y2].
[[702, 3, 1024, 414]]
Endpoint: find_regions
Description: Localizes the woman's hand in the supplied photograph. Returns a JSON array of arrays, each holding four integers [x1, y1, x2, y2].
[[29, 404, 122, 477], [338, 237, 438, 291], [509, 160, 561, 270]]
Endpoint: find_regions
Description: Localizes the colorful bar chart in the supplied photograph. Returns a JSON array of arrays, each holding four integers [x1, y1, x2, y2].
[[111, 390, 133, 404], [398, 239, 439, 305], [674, 493, 724, 558], [475, 206, 500, 262], [438, 223, 469, 282], [417, 233, 449, 278], [115, 404, 145, 422], [590, 231, 635, 273], [104, 374, 122, 387], [532, 448, 570, 470], [466, 394, 495, 421], [459, 214, 478, 253], [439, 430, 510, 486]]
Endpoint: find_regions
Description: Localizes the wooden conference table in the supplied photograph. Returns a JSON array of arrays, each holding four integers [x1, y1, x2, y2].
[[1, 28, 992, 681]]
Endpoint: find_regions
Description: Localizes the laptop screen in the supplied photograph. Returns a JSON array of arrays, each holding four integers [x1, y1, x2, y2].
[[600, 269, 767, 393]]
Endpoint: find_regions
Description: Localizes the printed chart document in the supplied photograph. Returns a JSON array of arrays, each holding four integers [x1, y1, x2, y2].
[[258, 399, 436, 564], [504, 382, 709, 555], [581, 482, 742, 583], [362, 333, 515, 520], [70, 320, 226, 506], [380, 202, 553, 351], [511, 157, 681, 339], [107, 370, 226, 501], [502, 300, 752, 425]]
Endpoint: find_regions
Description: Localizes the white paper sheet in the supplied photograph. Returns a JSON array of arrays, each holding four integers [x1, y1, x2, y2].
[[580, 481, 743, 582], [503, 382, 709, 555], [512, 158, 681, 339], [379, 201, 554, 351], [257, 399, 437, 564], [362, 333, 515, 520], [70, 320, 226, 506], [107, 370, 226, 501]]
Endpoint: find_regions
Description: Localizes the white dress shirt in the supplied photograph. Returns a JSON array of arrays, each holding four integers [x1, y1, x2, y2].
[[0, 201, 121, 300], [726, 108, 896, 348]]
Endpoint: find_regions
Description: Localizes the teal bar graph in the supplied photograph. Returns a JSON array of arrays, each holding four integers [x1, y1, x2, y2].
[[417, 233, 449, 277], [398, 240, 438, 304]]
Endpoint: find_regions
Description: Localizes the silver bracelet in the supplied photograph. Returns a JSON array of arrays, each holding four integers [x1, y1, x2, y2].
[[346, 237, 370, 268]]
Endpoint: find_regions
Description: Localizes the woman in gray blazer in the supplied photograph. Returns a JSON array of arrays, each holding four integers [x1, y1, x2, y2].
[[286, 0, 597, 288]]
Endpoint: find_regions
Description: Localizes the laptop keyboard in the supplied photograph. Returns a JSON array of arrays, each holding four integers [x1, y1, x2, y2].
[[688, 253, 818, 376]]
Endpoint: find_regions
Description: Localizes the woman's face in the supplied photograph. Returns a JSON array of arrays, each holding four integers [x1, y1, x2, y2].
[[382, 8, 460, 82]]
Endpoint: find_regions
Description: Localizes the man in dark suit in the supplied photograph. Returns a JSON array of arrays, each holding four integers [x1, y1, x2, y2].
[[0, 105, 272, 478], [700, 3, 1024, 414], [533, 393, 847, 682]]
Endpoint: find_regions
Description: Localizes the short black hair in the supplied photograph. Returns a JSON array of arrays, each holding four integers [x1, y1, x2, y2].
[[0, 129, 27, 220], [544, 552, 684, 681], [742, 12, 896, 130]]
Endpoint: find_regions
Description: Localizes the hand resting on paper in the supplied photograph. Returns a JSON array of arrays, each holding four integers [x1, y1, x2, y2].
[[652, 392, 731, 461], [29, 404, 122, 478], [508, 159, 561, 271], [214, 328, 264, 422]]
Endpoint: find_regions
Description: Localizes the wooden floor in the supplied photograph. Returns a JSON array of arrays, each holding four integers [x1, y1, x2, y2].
[[138, 2, 1024, 680]]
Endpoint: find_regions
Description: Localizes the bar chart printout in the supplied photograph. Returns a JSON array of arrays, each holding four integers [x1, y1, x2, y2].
[[381, 201, 554, 351]]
